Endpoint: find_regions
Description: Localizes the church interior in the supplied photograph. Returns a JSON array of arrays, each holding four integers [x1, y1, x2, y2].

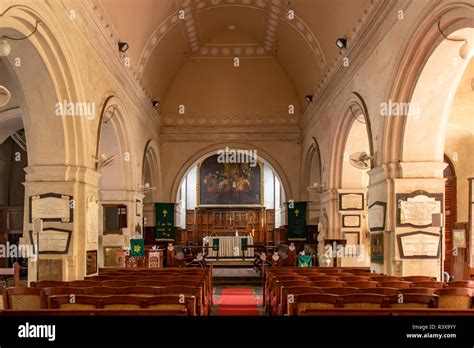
[[0, 0, 473, 343]]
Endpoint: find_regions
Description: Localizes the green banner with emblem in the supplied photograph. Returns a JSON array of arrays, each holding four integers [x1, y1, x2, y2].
[[155, 203, 175, 241], [287, 201, 307, 241]]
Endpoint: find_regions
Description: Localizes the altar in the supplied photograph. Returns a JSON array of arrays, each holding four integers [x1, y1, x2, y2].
[[204, 236, 254, 258]]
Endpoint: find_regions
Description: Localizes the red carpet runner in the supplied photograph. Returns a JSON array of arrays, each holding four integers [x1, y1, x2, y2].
[[216, 288, 261, 316]]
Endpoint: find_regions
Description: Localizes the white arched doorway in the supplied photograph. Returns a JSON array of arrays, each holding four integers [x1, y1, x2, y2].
[[174, 148, 287, 246]]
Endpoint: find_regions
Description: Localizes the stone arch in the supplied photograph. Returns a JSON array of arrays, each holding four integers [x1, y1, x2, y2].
[[301, 136, 322, 200], [382, 2, 474, 167], [169, 142, 291, 205], [142, 139, 163, 202], [0, 4, 88, 166], [96, 95, 136, 191], [328, 93, 374, 190]]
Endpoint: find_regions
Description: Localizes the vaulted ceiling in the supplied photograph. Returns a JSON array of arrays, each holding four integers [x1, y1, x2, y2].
[[98, 0, 376, 125]]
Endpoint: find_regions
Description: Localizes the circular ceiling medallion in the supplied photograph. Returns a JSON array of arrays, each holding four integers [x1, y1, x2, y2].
[[150, 36, 158, 45], [200, 47, 209, 55], [245, 47, 254, 55], [210, 117, 217, 124], [221, 47, 230, 55], [211, 0, 221, 5], [186, 117, 195, 124], [256, 47, 265, 55], [233, 47, 242, 55], [211, 47, 219, 55], [221, 117, 229, 124], [296, 22, 304, 31], [182, 0, 191, 7], [176, 117, 185, 124], [197, 2, 206, 9], [159, 25, 168, 34], [227, 24, 237, 31], [198, 117, 206, 124], [241, 0, 251, 5], [171, 15, 179, 23], [0, 86, 11, 107]]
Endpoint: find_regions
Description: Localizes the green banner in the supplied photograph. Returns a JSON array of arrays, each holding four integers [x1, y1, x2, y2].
[[287, 201, 307, 241], [298, 254, 312, 267], [130, 239, 145, 257], [155, 203, 175, 241]]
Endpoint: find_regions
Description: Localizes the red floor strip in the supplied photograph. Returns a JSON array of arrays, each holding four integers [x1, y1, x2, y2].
[[216, 288, 261, 316]]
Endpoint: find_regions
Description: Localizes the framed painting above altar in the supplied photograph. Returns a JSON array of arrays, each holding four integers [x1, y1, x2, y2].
[[197, 154, 263, 206]]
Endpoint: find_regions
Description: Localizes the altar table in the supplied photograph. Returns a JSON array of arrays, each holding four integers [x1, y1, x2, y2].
[[205, 236, 254, 258]]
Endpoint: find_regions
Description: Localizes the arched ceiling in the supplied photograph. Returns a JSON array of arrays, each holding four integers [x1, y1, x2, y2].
[[98, 0, 376, 122]]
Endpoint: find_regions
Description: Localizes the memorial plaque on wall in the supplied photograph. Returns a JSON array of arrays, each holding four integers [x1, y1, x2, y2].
[[368, 201, 386, 231], [342, 215, 361, 228], [86, 197, 99, 243], [370, 232, 384, 264], [396, 191, 442, 227], [29, 193, 73, 223], [397, 231, 440, 259], [29, 228, 72, 254], [344, 231, 360, 246], [339, 193, 364, 211]]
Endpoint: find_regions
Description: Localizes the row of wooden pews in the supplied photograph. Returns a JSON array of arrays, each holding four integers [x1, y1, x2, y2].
[[265, 267, 474, 316], [1, 267, 211, 316]]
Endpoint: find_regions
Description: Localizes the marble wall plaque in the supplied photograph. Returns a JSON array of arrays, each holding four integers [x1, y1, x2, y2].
[[86, 197, 99, 243], [339, 193, 364, 211], [397, 231, 440, 259], [30, 193, 73, 223], [396, 191, 442, 227], [452, 229, 466, 248], [344, 231, 360, 246], [29, 228, 72, 254], [342, 215, 361, 228], [368, 201, 386, 231]]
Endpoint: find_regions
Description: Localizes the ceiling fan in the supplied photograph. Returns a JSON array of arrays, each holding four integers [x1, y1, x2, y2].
[[139, 182, 156, 194], [95, 153, 116, 170], [307, 182, 325, 194], [349, 151, 374, 169]]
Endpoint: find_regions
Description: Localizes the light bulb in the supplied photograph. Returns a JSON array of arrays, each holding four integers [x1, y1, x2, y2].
[[0, 39, 11, 57]]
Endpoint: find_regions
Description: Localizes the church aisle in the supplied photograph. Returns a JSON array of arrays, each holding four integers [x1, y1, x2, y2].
[[212, 286, 263, 316]]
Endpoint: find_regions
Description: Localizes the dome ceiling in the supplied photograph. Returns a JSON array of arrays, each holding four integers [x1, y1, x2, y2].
[[97, 0, 377, 126]]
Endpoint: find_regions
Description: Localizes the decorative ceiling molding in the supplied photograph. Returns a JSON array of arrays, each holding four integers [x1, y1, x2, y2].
[[283, 14, 327, 71], [136, 0, 327, 70], [192, 43, 271, 58], [161, 112, 299, 126], [260, 0, 284, 54]]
